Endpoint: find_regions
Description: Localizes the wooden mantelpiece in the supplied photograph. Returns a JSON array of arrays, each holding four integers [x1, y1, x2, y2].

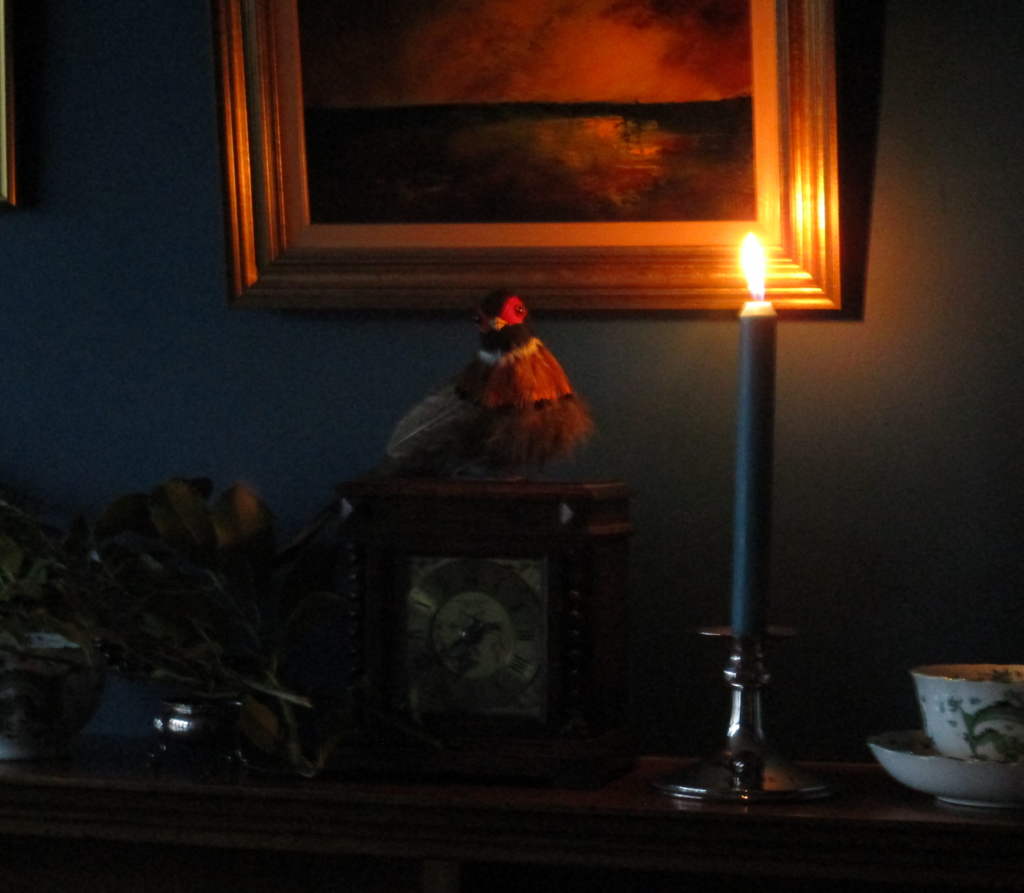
[[0, 738, 1020, 892]]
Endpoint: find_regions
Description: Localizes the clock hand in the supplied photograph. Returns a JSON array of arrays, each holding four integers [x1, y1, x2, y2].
[[451, 617, 486, 650], [443, 618, 487, 675], [442, 617, 505, 676]]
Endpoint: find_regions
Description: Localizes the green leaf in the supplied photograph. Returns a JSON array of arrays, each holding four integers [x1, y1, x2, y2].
[[212, 484, 275, 603], [138, 587, 226, 640], [22, 558, 51, 587], [186, 478, 215, 501], [211, 483, 273, 550], [0, 534, 25, 579], [149, 479, 218, 562], [94, 493, 157, 541], [310, 707, 357, 771], [21, 618, 99, 667], [61, 515, 92, 562], [276, 590, 343, 660], [239, 695, 281, 754]]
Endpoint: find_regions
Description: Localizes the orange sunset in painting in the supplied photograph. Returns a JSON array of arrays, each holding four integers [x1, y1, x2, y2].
[[298, 0, 753, 223]]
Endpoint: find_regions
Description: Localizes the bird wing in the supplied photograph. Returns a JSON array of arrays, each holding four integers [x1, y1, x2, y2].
[[386, 381, 478, 459]]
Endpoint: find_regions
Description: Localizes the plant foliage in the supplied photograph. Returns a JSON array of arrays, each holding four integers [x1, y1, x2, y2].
[[0, 479, 345, 775]]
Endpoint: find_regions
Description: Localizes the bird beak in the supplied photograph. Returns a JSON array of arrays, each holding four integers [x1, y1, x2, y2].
[[476, 315, 503, 333]]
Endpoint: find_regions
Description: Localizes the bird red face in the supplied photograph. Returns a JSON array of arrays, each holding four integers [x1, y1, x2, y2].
[[476, 294, 527, 333]]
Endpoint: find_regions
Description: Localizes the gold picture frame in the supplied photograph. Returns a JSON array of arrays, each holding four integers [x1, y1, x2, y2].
[[213, 0, 839, 312], [0, 0, 13, 206]]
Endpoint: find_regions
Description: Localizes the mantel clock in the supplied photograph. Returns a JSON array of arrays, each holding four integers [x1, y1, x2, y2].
[[334, 477, 633, 786]]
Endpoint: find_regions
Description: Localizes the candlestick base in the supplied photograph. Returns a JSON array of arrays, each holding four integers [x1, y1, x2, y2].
[[653, 634, 834, 802], [652, 747, 833, 802]]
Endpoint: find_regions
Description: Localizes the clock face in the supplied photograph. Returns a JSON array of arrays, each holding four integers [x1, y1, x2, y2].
[[401, 556, 547, 721]]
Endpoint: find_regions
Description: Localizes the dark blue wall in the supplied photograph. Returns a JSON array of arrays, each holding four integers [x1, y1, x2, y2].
[[2, 0, 1024, 761]]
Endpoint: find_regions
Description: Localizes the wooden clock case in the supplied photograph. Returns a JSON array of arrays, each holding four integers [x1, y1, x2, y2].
[[333, 477, 634, 786]]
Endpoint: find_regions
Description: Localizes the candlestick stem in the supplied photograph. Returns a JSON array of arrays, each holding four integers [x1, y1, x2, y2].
[[653, 634, 834, 801]]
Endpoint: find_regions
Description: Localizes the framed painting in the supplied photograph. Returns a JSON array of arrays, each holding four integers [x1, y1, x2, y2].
[[213, 0, 840, 312], [0, 0, 13, 206]]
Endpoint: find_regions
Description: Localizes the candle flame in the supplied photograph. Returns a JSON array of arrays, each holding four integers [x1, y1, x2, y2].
[[741, 233, 766, 301]]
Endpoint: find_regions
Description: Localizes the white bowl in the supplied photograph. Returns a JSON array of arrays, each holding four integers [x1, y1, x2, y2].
[[910, 664, 1024, 762], [868, 730, 1024, 808]]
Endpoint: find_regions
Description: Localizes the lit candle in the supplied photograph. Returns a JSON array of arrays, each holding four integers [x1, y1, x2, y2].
[[730, 234, 777, 639]]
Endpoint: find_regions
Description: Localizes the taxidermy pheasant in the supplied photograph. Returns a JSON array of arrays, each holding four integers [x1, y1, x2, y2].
[[377, 290, 593, 477]]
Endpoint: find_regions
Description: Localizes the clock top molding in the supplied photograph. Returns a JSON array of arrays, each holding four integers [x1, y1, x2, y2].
[[336, 477, 632, 545]]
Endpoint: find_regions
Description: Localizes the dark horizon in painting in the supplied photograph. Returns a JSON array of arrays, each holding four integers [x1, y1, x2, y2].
[[304, 97, 754, 224]]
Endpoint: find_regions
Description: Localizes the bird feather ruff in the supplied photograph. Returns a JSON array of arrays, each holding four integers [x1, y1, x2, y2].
[[455, 338, 573, 409], [483, 395, 594, 473]]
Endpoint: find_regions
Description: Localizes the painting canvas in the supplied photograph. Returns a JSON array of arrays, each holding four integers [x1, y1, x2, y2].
[[298, 0, 755, 225]]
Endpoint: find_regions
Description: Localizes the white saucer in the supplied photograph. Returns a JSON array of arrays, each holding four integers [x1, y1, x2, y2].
[[868, 730, 1024, 808]]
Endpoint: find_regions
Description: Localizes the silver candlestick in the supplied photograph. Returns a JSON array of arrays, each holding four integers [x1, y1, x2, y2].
[[653, 630, 834, 801]]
